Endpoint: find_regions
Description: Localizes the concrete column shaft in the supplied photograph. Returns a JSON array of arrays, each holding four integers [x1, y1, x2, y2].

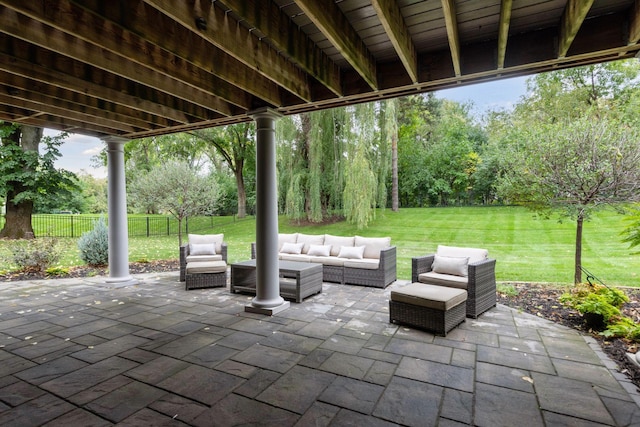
[[251, 108, 285, 309], [104, 137, 136, 285]]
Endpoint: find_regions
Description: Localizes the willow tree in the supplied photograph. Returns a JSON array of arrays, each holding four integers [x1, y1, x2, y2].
[[278, 108, 346, 223], [343, 103, 378, 229]]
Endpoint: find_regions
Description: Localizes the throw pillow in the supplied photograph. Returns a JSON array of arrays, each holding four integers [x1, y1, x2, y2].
[[307, 244, 331, 257], [432, 254, 469, 277], [280, 242, 304, 254], [189, 243, 216, 256], [338, 245, 365, 260]]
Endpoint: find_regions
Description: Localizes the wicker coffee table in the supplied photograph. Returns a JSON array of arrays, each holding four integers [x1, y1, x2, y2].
[[230, 260, 323, 302]]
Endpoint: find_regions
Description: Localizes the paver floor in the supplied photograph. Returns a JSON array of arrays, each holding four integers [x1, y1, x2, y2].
[[0, 271, 638, 426]]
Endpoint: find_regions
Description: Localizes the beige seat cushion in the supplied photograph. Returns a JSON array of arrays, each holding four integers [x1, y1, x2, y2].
[[310, 256, 345, 266], [186, 254, 223, 264], [418, 272, 468, 289], [279, 253, 311, 262], [186, 261, 227, 274], [343, 259, 380, 270], [391, 282, 467, 311]]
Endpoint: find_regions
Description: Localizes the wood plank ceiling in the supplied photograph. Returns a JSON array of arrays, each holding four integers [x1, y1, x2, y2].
[[0, 0, 638, 139]]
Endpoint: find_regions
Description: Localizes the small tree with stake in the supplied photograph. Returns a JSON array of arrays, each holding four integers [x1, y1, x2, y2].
[[129, 160, 219, 247]]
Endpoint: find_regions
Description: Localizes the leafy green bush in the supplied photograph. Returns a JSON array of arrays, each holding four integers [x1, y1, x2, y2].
[[560, 282, 639, 342], [77, 217, 109, 266], [45, 266, 70, 277], [10, 237, 63, 273]]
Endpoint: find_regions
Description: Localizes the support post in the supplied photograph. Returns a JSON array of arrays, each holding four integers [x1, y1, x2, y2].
[[246, 108, 289, 315], [103, 136, 137, 287]]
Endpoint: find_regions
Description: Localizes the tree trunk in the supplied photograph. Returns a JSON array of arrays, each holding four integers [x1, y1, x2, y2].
[[0, 125, 41, 239], [235, 167, 247, 218], [574, 214, 584, 284], [391, 133, 399, 211]]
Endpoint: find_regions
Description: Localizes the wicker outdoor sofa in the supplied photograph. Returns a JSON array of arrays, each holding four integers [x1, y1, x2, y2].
[[251, 233, 396, 288], [411, 245, 496, 318]]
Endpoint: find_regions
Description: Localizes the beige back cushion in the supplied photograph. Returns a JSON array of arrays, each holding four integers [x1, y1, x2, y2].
[[296, 233, 325, 254], [188, 233, 224, 254], [278, 233, 298, 251], [324, 234, 355, 257], [355, 236, 391, 260], [437, 245, 488, 264]]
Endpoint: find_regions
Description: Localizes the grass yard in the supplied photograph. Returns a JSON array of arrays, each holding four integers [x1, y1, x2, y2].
[[0, 206, 637, 287]]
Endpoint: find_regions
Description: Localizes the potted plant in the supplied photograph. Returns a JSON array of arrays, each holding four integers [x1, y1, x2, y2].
[[559, 282, 629, 331]]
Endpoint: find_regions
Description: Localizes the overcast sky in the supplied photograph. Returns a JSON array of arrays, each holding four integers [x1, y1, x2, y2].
[[52, 75, 529, 179]]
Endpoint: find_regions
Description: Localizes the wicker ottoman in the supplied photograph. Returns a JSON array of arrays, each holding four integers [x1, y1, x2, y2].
[[185, 261, 227, 290], [389, 283, 467, 336]]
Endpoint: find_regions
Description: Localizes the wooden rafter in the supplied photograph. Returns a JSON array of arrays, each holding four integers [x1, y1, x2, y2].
[[497, 0, 514, 70], [371, 0, 418, 83], [2, 0, 249, 113], [630, 0, 640, 44], [223, 0, 342, 96], [441, 0, 461, 77], [296, 0, 378, 90], [558, 0, 595, 58], [0, 49, 216, 125], [144, 0, 312, 103]]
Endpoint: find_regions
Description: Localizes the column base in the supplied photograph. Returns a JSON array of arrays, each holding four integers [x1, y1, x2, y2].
[[244, 301, 290, 315], [105, 276, 139, 288]]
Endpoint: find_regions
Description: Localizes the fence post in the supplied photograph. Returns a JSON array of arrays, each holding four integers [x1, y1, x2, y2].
[[146, 216, 150, 237], [70, 215, 74, 238], [185, 216, 189, 235], [166, 217, 169, 236]]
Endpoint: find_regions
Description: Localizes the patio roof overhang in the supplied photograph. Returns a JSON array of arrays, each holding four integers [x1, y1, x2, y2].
[[0, 0, 638, 139]]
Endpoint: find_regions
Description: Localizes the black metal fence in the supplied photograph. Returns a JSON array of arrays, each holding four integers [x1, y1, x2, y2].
[[0, 214, 236, 238]]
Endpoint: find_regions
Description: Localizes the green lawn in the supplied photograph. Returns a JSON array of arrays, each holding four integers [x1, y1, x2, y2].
[[1, 206, 637, 287]]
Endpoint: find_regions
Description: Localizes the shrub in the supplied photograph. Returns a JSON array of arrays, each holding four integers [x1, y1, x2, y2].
[[77, 217, 109, 266], [10, 237, 63, 273], [45, 266, 70, 277]]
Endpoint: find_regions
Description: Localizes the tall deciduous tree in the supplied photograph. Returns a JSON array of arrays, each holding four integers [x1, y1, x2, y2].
[[0, 124, 77, 238], [129, 161, 219, 246], [192, 123, 255, 218]]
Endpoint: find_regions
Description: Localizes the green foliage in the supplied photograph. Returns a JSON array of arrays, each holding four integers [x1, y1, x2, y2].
[[622, 205, 640, 254], [77, 218, 109, 266], [45, 266, 70, 277], [0, 125, 79, 208], [601, 317, 640, 342], [9, 237, 63, 273], [128, 160, 219, 245], [497, 283, 519, 297], [560, 282, 629, 318]]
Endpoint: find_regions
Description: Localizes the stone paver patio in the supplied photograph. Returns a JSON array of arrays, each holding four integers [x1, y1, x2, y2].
[[0, 271, 638, 426]]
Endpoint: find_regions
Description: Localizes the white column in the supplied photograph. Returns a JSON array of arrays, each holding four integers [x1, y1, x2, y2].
[[246, 108, 289, 315], [103, 136, 138, 287]]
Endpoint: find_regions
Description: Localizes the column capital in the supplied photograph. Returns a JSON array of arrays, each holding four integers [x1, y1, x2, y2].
[[249, 107, 282, 121], [101, 135, 129, 145]]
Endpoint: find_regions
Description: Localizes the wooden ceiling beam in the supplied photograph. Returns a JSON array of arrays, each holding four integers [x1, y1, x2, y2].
[[630, 0, 640, 44], [371, 0, 418, 84], [73, 0, 280, 109], [0, 1, 248, 113], [558, 0, 595, 58], [0, 47, 216, 125], [0, 73, 159, 131], [0, 108, 132, 136], [222, 0, 342, 97], [0, 93, 140, 133], [296, 0, 378, 90], [144, 0, 311, 103], [441, 0, 461, 77], [497, 0, 514, 70]]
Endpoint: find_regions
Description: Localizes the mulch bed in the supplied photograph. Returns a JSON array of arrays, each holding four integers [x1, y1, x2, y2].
[[2, 263, 639, 391]]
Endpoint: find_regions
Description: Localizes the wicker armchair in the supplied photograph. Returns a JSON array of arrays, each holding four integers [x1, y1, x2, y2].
[[411, 245, 496, 318], [180, 239, 228, 282]]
